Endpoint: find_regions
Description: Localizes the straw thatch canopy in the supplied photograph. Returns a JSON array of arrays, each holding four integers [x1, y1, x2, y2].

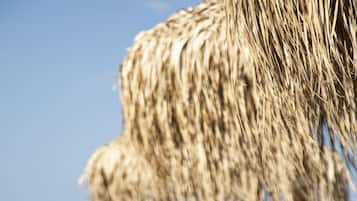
[[81, 1, 356, 200]]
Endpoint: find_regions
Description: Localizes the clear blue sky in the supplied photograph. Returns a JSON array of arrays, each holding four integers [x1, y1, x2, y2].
[[0, 1, 200, 201]]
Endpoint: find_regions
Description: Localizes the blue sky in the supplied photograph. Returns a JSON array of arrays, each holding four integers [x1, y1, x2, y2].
[[0, 0, 200, 201]]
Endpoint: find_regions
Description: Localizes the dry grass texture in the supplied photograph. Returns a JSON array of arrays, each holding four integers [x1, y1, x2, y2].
[[82, 1, 356, 200]]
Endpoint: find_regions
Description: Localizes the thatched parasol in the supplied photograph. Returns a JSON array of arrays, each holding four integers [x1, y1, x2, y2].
[[81, 1, 356, 200]]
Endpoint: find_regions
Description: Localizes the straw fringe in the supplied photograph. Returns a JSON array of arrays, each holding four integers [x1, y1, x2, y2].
[[82, 1, 356, 200], [80, 135, 155, 201]]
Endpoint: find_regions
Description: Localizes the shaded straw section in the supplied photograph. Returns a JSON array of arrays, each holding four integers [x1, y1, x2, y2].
[[222, 0, 357, 198], [223, 0, 357, 146], [83, 0, 356, 200]]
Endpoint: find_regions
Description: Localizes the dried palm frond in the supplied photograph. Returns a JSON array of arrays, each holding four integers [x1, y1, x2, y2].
[[82, 0, 356, 200]]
